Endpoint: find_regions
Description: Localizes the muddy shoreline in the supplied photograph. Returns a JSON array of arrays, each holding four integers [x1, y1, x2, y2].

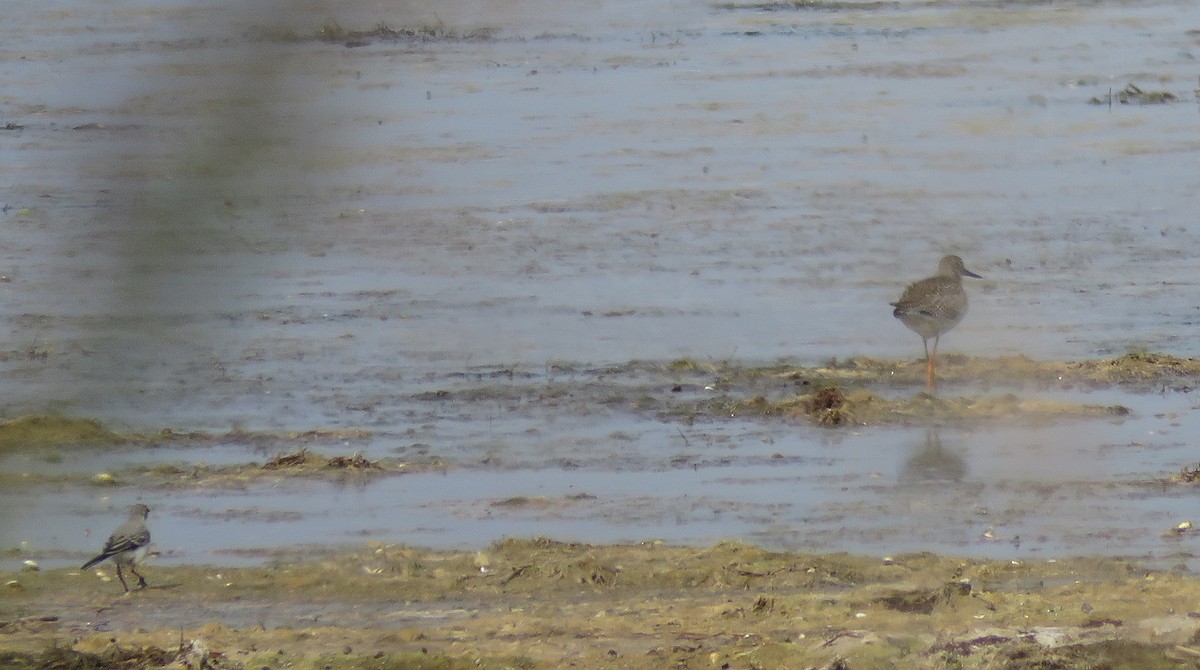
[[6, 540, 1200, 669]]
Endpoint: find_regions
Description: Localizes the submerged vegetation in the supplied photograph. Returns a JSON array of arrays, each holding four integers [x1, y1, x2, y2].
[[0, 415, 125, 453], [673, 351, 1200, 392], [717, 385, 1127, 426], [1089, 83, 1180, 106], [313, 20, 496, 45], [249, 20, 496, 46], [713, 0, 899, 11], [418, 353, 1200, 428], [1, 352, 1195, 493], [7, 349, 1173, 459]]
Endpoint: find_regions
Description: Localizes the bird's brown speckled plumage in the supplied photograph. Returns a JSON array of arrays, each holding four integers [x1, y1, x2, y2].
[[891, 255, 980, 390]]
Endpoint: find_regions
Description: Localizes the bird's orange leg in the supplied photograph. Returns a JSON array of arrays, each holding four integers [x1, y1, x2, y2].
[[920, 339, 933, 390], [927, 336, 941, 391]]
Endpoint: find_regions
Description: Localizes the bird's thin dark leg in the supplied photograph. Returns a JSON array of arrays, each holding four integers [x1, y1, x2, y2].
[[129, 565, 147, 589], [116, 564, 130, 593]]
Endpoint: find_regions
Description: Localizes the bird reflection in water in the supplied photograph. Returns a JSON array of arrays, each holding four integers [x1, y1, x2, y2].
[[900, 425, 966, 484]]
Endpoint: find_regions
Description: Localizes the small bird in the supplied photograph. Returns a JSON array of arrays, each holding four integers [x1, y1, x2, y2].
[[891, 255, 981, 390], [81, 503, 152, 592]]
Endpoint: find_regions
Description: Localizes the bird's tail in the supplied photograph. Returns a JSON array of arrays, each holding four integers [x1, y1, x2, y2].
[[80, 553, 109, 570]]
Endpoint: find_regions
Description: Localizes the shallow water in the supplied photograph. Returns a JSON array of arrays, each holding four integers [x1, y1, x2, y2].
[[3, 0, 1200, 568], [5, 387, 1200, 569]]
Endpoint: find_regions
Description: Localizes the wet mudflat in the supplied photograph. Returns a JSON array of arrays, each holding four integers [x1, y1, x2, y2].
[[5, 0, 1200, 666], [8, 540, 1200, 669]]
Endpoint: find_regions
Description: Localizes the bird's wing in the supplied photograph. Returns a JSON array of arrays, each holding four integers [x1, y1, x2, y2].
[[894, 277, 964, 319], [891, 277, 939, 314], [104, 525, 150, 554], [82, 522, 150, 568]]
